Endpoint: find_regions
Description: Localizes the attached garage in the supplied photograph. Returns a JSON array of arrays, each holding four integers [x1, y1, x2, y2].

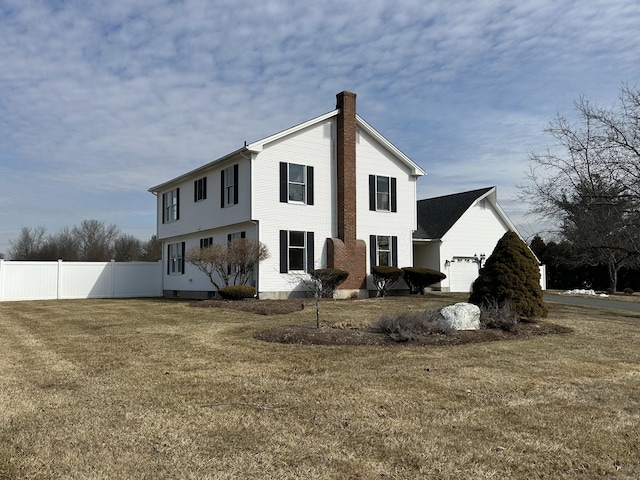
[[448, 258, 480, 293], [412, 187, 545, 293]]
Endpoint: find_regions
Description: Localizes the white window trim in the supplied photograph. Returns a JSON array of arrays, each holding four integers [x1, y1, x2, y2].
[[223, 166, 236, 207], [164, 189, 179, 223], [168, 243, 183, 275], [288, 163, 306, 204], [376, 176, 390, 212], [288, 230, 306, 272], [376, 235, 391, 266]]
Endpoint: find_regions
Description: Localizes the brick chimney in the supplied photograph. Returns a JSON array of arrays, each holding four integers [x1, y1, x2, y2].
[[328, 91, 367, 292], [336, 91, 357, 242]]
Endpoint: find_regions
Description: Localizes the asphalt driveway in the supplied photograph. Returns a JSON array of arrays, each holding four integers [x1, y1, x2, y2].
[[544, 293, 640, 313]]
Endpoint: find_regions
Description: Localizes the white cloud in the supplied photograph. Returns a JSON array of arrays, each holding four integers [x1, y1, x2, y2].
[[1, 0, 640, 253]]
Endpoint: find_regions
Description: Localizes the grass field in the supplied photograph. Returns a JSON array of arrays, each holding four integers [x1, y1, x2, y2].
[[1, 295, 639, 479]]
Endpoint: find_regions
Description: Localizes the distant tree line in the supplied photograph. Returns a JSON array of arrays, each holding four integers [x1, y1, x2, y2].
[[7, 219, 162, 262], [530, 235, 640, 292]]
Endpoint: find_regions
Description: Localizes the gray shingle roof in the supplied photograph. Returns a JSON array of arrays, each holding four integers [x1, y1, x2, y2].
[[414, 187, 495, 240]]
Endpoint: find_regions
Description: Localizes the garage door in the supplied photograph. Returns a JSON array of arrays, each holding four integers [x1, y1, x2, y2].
[[449, 260, 479, 292]]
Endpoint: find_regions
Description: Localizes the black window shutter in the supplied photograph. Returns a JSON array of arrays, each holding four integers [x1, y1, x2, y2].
[[220, 170, 225, 208], [392, 236, 398, 267], [279, 162, 288, 203], [233, 164, 239, 205], [176, 188, 180, 220], [167, 244, 171, 274], [306, 231, 314, 273], [199, 239, 203, 249], [162, 193, 166, 224], [181, 242, 186, 274], [227, 234, 232, 274], [306, 166, 314, 205], [369, 175, 376, 211], [240, 231, 246, 238], [391, 177, 397, 212], [370, 235, 377, 271], [203, 176, 207, 200], [279, 230, 288, 273], [194, 180, 198, 202]]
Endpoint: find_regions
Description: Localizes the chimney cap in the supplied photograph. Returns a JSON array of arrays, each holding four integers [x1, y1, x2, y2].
[[336, 90, 357, 108]]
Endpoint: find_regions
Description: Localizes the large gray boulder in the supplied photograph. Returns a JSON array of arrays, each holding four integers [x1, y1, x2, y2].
[[439, 303, 480, 330]]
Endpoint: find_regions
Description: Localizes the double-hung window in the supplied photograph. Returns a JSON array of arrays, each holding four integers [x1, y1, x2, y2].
[[194, 177, 207, 202], [163, 188, 180, 223], [221, 164, 238, 207], [370, 235, 397, 268], [369, 175, 397, 212], [279, 230, 314, 273], [288, 164, 305, 202], [280, 163, 314, 205], [227, 231, 246, 275], [199, 237, 214, 248], [167, 242, 185, 275]]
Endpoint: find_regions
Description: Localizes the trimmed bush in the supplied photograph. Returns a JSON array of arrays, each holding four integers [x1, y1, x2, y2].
[[623, 287, 634, 295], [218, 285, 256, 300], [469, 231, 548, 318], [372, 265, 403, 297], [310, 268, 349, 298], [376, 309, 454, 342], [401, 267, 446, 294]]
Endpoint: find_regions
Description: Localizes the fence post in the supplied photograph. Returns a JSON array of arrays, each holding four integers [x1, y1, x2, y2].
[[110, 260, 116, 299], [57, 259, 63, 299], [0, 259, 4, 301]]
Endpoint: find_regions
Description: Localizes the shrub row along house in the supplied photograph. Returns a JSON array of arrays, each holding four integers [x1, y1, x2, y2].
[[149, 91, 536, 298]]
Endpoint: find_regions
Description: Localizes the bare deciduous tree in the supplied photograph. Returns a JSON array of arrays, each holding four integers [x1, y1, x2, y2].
[[114, 234, 144, 262], [7, 221, 161, 262], [227, 238, 270, 286], [8, 226, 47, 260], [186, 238, 269, 291], [41, 227, 80, 261], [522, 84, 640, 290], [72, 219, 120, 261], [287, 268, 349, 328]]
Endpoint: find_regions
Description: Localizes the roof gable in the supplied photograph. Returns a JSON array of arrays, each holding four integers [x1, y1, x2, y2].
[[247, 111, 425, 176], [414, 187, 496, 240], [150, 98, 425, 193]]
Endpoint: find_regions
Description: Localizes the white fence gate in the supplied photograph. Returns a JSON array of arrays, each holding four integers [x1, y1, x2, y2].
[[0, 260, 163, 302]]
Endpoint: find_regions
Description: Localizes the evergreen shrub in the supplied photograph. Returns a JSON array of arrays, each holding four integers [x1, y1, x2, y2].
[[401, 267, 446, 294], [469, 231, 548, 318], [218, 285, 256, 300], [310, 268, 349, 298], [372, 265, 403, 297]]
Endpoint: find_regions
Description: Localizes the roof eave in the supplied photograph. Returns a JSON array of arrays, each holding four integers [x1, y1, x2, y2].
[[148, 147, 248, 193], [356, 114, 426, 177], [246, 110, 339, 152]]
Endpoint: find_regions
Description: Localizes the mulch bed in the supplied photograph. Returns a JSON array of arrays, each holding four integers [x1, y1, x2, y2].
[[190, 299, 573, 346], [256, 320, 573, 346]]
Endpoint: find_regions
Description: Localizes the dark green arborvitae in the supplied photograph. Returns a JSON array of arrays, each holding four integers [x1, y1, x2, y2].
[[469, 231, 548, 318]]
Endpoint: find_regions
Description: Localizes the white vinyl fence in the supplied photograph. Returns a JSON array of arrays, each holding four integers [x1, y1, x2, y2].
[[0, 260, 163, 302]]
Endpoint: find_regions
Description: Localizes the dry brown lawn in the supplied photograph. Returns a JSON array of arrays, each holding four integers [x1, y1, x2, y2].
[[1, 295, 639, 479]]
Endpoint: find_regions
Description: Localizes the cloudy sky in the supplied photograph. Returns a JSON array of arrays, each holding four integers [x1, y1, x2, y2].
[[1, 0, 639, 256]]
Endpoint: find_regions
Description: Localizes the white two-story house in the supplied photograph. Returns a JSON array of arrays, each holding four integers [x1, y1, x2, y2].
[[149, 91, 426, 299]]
